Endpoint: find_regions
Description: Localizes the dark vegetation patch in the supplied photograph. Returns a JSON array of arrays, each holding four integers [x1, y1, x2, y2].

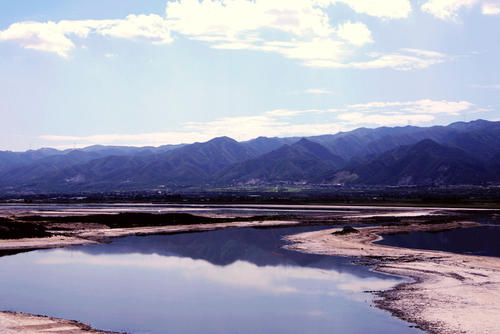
[[333, 226, 360, 235], [18, 212, 294, 229], [0, 217, 51, 239], [21, 212, 219, 227]]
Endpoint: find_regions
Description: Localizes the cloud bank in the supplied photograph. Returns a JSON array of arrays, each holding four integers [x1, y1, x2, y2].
[[0, 14, 172, 57], [0, 0, 449, 71], [421, 0, 500, 20]]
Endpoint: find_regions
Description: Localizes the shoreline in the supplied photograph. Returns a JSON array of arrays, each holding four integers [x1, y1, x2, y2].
[[285, 221, 500, 334]]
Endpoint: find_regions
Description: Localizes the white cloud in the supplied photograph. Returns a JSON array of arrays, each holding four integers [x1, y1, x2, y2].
[[348, 99, 474, 115], [316, 0, 412, 19], [288, 88, 337, 95], [349, 49, 447, 70], [97, 14, 172, 44], [265, 109, 317, 117], [338, 112, 435, 125], [165, 0, 353, 66], [306, 48, 448, 70], [336, 98, 476, 126], [469, 107, 493, 113], [212, 37, 350, 66], [421, 0, 499, 20], [0, 14, 172, 57], [265, 108, 339, 117], [0, 21, 77, 57], [336, 21, 373, 46], [303, 88, 336, 94], [482, 2, 500, 14], [166, 0, 334, 39]]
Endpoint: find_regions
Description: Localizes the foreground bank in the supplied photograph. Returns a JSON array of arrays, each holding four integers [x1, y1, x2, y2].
[[0, 312, 122, 334]]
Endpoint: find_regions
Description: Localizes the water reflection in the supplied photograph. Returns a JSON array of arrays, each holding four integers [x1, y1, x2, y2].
[[0, 227, 421, 334], [77, 227, 374, 273], [38, 250, 399, 295]]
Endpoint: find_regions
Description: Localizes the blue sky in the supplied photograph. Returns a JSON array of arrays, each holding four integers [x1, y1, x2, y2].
[[0, 0, 499, 151]]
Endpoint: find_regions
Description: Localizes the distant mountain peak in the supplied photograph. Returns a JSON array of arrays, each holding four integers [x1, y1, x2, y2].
[[206, 136, 238, 144], [294, 138, 313, 145]]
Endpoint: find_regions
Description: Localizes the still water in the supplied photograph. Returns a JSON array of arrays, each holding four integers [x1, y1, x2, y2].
[[376, 225, 500, 257], [0, 227, 421, 333]]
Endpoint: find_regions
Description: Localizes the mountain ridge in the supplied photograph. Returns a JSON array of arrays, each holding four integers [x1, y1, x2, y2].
[[0, 119, 498, 192]]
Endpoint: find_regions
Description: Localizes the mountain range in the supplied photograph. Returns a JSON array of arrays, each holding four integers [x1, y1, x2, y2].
[[1, 119, 499, 193]]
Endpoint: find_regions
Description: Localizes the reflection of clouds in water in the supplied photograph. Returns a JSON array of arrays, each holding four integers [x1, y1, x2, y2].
[[37, 250, 400, 296], [305, 310, 325, 317], [338, 279, 402, 293]]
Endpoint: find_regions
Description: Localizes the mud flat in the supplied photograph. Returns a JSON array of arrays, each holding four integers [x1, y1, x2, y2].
[[0, 311, 122, 334], [285, 221, 500, 334]]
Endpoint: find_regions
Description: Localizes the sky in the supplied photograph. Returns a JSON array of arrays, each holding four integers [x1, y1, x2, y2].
[[0, 0, 499, 151]]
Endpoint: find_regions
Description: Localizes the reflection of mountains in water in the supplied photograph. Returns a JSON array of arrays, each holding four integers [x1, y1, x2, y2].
[[73, 227, 380, 278]]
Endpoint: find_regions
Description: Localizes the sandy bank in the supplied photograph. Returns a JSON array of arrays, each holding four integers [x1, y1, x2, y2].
[[0, 311, 121, 334], [285, 221, 500, 334], [0, 220, 300, 251], [0, 236, 98, 251]]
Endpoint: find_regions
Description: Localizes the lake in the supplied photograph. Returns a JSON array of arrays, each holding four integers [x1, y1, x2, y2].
[[0, 226, 421, 333]]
